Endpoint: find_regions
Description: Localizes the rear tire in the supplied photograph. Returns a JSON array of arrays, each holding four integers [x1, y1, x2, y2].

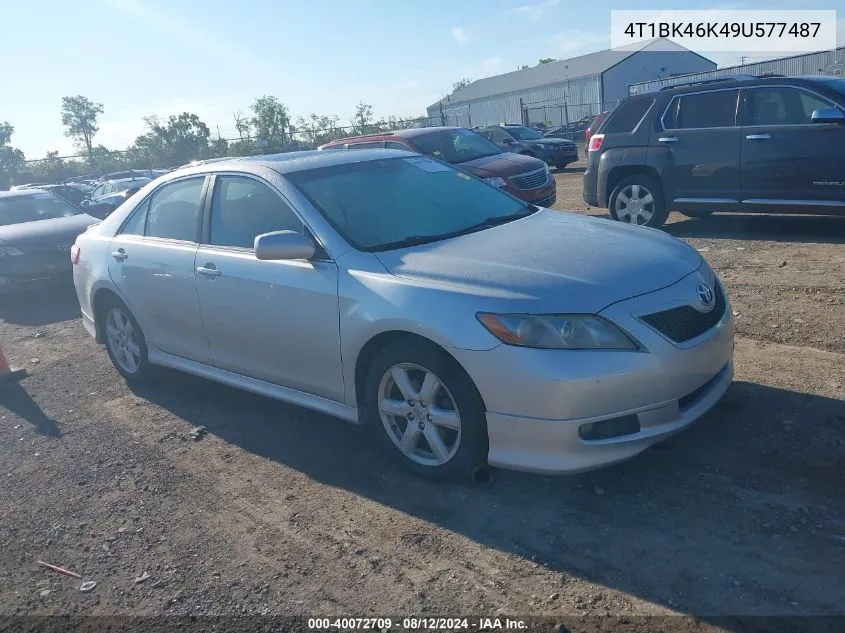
[[362, 339, 488, 482], [609, 174, 669, 229], [100, 296, 156, 384]]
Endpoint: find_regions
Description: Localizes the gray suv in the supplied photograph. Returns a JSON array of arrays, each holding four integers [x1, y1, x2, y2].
[[583, 75, 845, 228]]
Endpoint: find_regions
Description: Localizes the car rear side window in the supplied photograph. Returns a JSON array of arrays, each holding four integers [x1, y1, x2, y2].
[[602, 99, 653, 133], [347, 141, 383, 149], [385, 141, 409, 150], [746, 87, 835, 125], [208, 176, 303, 249], [663, 89, 740, 129], [144, 177, 205, 242], [119, 199, 150, 236]]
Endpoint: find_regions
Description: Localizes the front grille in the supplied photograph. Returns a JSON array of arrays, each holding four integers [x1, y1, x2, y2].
[[509, 167, 548, 191], [640, 283, 726, 343]]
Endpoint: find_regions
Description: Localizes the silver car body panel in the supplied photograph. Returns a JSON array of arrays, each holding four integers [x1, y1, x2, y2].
[[72, 149, 734, 474]]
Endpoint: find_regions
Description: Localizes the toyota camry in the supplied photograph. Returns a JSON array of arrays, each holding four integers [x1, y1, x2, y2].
[[71, 149, 734, 481]]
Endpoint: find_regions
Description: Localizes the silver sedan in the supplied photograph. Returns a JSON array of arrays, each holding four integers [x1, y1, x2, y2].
[[71, 149, 734, 481]]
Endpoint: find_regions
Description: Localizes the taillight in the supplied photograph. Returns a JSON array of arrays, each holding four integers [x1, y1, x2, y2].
[[70, 244, 81, 265], [588, 133, 604, 152]]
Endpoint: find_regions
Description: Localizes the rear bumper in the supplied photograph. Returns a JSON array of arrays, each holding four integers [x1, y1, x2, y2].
[[582, 167, 600, 207]]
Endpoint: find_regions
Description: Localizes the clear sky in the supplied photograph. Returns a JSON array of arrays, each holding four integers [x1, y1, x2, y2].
[[4, 0, 843, 158]]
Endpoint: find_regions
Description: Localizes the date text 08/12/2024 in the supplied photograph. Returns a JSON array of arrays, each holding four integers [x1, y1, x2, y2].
[[307, 617, 529, 630]]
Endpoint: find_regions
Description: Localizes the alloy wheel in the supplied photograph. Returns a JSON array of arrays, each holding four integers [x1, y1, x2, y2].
[[105, 307, 141, 374], [377, 363, 462, 467]]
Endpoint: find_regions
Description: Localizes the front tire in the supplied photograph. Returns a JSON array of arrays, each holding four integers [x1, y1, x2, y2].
[[100, 296, 155, 383], [609, 174, 669, 228], [363, 339, 488, 482]]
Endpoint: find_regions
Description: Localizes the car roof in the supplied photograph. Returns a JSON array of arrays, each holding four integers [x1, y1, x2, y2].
[[159, 149, 416, 178], [637, 74, 842, 98], [323, 126, 470, 145], [0, 189, 53, 199]]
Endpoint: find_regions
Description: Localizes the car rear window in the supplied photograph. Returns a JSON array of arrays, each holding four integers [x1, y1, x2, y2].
[[602, 99, 654, 133], [0, 193, 82, 226]]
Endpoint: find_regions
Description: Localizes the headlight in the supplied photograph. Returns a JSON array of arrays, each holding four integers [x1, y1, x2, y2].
[[0, 247, 24, 257], [477, 313, 638, 350], [483, 176, 507, 188]]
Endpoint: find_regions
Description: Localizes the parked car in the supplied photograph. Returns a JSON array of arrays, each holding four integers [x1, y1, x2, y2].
[[319, 127, 556, 207], [9, 183, 48, 191], [584, 111, 609, 142], [546, 115, 596, 140], [98, 170, 155, 183], [81, 177, 151, 219], [583, 75, 845, 228], [527, 122, 549, 133], [0, 189, 99, 291], [40, 182, 94, 207], [478, 124, 578, 169], [72, 150, 734, 481]]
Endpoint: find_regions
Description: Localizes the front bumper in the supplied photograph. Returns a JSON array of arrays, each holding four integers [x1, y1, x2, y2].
[[453, 271, 735, 474], [537, 146, 578, 165]]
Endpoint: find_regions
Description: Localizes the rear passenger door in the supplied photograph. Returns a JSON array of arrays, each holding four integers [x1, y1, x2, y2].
[[740, 85, 845, 209], [193, 174, 344, 401], [657, 89, 742, 213], [107, 176, 212, 363]]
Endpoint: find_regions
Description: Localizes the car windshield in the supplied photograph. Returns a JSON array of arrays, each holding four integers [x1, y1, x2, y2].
[[410, 129, 502, 164], [0, 192, 83, 226], [112, 179, 150, 192], [288, 156, 536, 251], [507, 126, 545, 140]]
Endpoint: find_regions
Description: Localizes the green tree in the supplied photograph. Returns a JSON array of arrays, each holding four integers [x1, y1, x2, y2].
[[295, 113, 345, 147], [134, 112, 211, 166], [250, 96, 289, 150], [351, 102, 376, 135], [60, 95, 104, 166], [538, 57, 557, 65], [519, 64, 530, 70], [451, 78, 472, 92], [0, 122, 26, 190]]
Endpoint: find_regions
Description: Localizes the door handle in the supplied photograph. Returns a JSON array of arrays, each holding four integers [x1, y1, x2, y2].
[[746, 133, 771, 140], [196, 264, 221, 277], [111, 249, 128, 261], [658, 136, 678, 143]]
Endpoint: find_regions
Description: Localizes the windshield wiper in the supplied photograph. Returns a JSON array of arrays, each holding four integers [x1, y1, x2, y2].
[[371, 207, 538, 252]]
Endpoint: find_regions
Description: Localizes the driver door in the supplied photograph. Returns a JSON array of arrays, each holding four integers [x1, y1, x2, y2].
[[193, 174, 344, 401]]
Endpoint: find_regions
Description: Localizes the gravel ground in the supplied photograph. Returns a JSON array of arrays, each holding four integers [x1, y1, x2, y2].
[[1, 158, 843, 632]]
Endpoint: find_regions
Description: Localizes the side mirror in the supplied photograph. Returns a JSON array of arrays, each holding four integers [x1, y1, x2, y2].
[[811, 107, 845, 124], [254, 230, 316, 261]]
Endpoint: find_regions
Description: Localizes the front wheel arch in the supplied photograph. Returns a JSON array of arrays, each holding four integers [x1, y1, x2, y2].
[[354, 331, 486, 413]]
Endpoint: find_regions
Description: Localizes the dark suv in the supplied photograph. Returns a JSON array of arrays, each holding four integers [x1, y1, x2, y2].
[[583, 75, 845, 228], [479, 124, 579, 169]]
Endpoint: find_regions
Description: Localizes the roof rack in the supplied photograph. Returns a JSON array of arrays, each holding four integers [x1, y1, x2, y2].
[[659, 74, 759, 90]]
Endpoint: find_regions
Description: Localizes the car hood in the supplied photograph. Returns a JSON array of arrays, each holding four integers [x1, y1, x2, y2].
[[0, 213, 100, 248], [374, 210, 702, 313], [457, 152, 547, 178], [526, 137, 577, 147]]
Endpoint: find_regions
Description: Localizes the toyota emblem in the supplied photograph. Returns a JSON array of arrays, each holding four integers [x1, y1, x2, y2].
[[696, 282, 715, 311]]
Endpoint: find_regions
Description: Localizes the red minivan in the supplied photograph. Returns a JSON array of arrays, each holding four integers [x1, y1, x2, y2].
[[319, 127, 556, 207]]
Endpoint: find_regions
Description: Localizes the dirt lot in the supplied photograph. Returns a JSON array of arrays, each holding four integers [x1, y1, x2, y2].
[[1, 158, 844, 631]]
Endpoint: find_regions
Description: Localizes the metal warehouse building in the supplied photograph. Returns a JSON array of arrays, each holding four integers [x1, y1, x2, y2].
[[427, 38, 715, 129], [628, 46, 845, 95]]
